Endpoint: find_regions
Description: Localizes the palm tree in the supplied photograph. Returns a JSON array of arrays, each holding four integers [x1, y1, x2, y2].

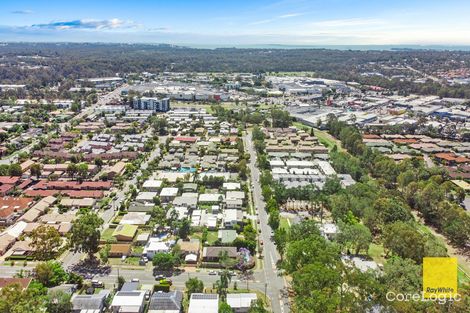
[[213, 270, 231, 301]]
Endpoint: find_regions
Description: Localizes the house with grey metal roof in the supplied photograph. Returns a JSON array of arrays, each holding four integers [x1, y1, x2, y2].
[[71, 290, 110, 313], [148, 290, 183, 313]]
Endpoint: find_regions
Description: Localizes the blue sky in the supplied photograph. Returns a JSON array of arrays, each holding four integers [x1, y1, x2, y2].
[[1, 0, 470, 46]]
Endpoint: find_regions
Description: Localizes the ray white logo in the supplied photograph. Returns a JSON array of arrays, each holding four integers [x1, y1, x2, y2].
[[387, 257, 461, 304]]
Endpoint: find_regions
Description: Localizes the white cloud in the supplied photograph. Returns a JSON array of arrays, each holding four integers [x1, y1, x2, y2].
[[279, 13, 304, 18], [30, 18, 139, 31]]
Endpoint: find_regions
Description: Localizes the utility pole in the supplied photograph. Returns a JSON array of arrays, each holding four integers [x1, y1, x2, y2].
[[264, 282, 268, 302]]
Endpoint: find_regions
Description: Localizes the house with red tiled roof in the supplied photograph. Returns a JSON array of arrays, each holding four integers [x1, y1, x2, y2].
[[434, 153, 470, 166], [0, 176, 21, 197], [174, 136, 198, 143], [0, 197, 34, 225], [0, 277, 32, 290], [362, 134, 381, 139]]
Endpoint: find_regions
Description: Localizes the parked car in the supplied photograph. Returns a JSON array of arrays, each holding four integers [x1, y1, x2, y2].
[[208, 270, 217, 275], [91, 280, 104, 288]]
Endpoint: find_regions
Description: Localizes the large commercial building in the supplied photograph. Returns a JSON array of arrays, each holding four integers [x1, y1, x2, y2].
[[132, 97, 170, 112]]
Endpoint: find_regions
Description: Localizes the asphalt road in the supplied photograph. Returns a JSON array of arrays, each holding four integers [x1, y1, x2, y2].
[[244, 131, 290, 313]]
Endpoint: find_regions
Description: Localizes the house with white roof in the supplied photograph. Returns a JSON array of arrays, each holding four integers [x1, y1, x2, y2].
[[223, 209, 243, 228], [110, 291, 146, 313], [199, 193, 224, 204], [222, 182, 241, 191], [226, 293, 258, 313], [143, 238, 172, 259], [135, 192, 158, 203], [142, 180, 163, 192], [120, 212, 151, 225], [160, 188, 179, 203], [188, 294, 218, 313]]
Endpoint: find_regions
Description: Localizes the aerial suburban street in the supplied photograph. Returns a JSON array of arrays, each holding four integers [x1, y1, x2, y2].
[[1, 8, 470, 311], [245, 131, 290, 313]]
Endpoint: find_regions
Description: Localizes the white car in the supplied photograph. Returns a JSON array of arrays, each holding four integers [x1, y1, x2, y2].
[[131, 278, 140, 282]]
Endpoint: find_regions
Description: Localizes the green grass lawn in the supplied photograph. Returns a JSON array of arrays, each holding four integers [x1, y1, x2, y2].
[[458, 267, 470, 287], [101, 228, 116, 242], [132, 246, 144, 254], [192, 230, 219, 245], [206, 231, 219, 244], [368, 243, 386, 265], [280, 217, 291, 230]]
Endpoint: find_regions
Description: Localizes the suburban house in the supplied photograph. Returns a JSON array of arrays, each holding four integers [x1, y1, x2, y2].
[[109, 244, 132, 257], [110, 291, 146, 313], [148, 290, 183, 313], [226, 293, 258, 313], [218, 229, 237, 244], [198, 193, 224, 205], [142, 180, 163, 192], [143, 238, 172, 259], [202, 246, 237, 262], [176, 238, 200, 264], [0, 197, 34, 226], [188, 293, 219, 313], [112, 224, 138, 241], [223, 209, 243, 228], [160, 187, 179, 203], [172, 193, 198, 209]]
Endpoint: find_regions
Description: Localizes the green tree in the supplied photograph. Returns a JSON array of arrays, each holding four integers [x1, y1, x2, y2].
[[76, 163, 89, 181], [30, 225, 62, 260], [336, 222, 372, 255], [99, 242, 111, 263], [69, 210, 103, 259], [185, 277, 204, 296], [214, 270, 231, 301], [382, 222, 425, 263], [66, 163, 77, 179], [71, 101, 81, 113], [117, 276, 125, 290], [34, 261, 68, 287], [0, 283, 46, 313], [292, 262, 341, 313], [9, 164, 22, 176], [268, 209, 280, 230], [46, 290, 72, 313], [248, 299, 268, 313], [30, 163, 42, 179], [219, 302, 233, 313], [218, 251, 236, 269], [94, 157, 103, 168], [178, 218, 191, 240], [152, 253, 175, 271], [273, 228, 288, 259]]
